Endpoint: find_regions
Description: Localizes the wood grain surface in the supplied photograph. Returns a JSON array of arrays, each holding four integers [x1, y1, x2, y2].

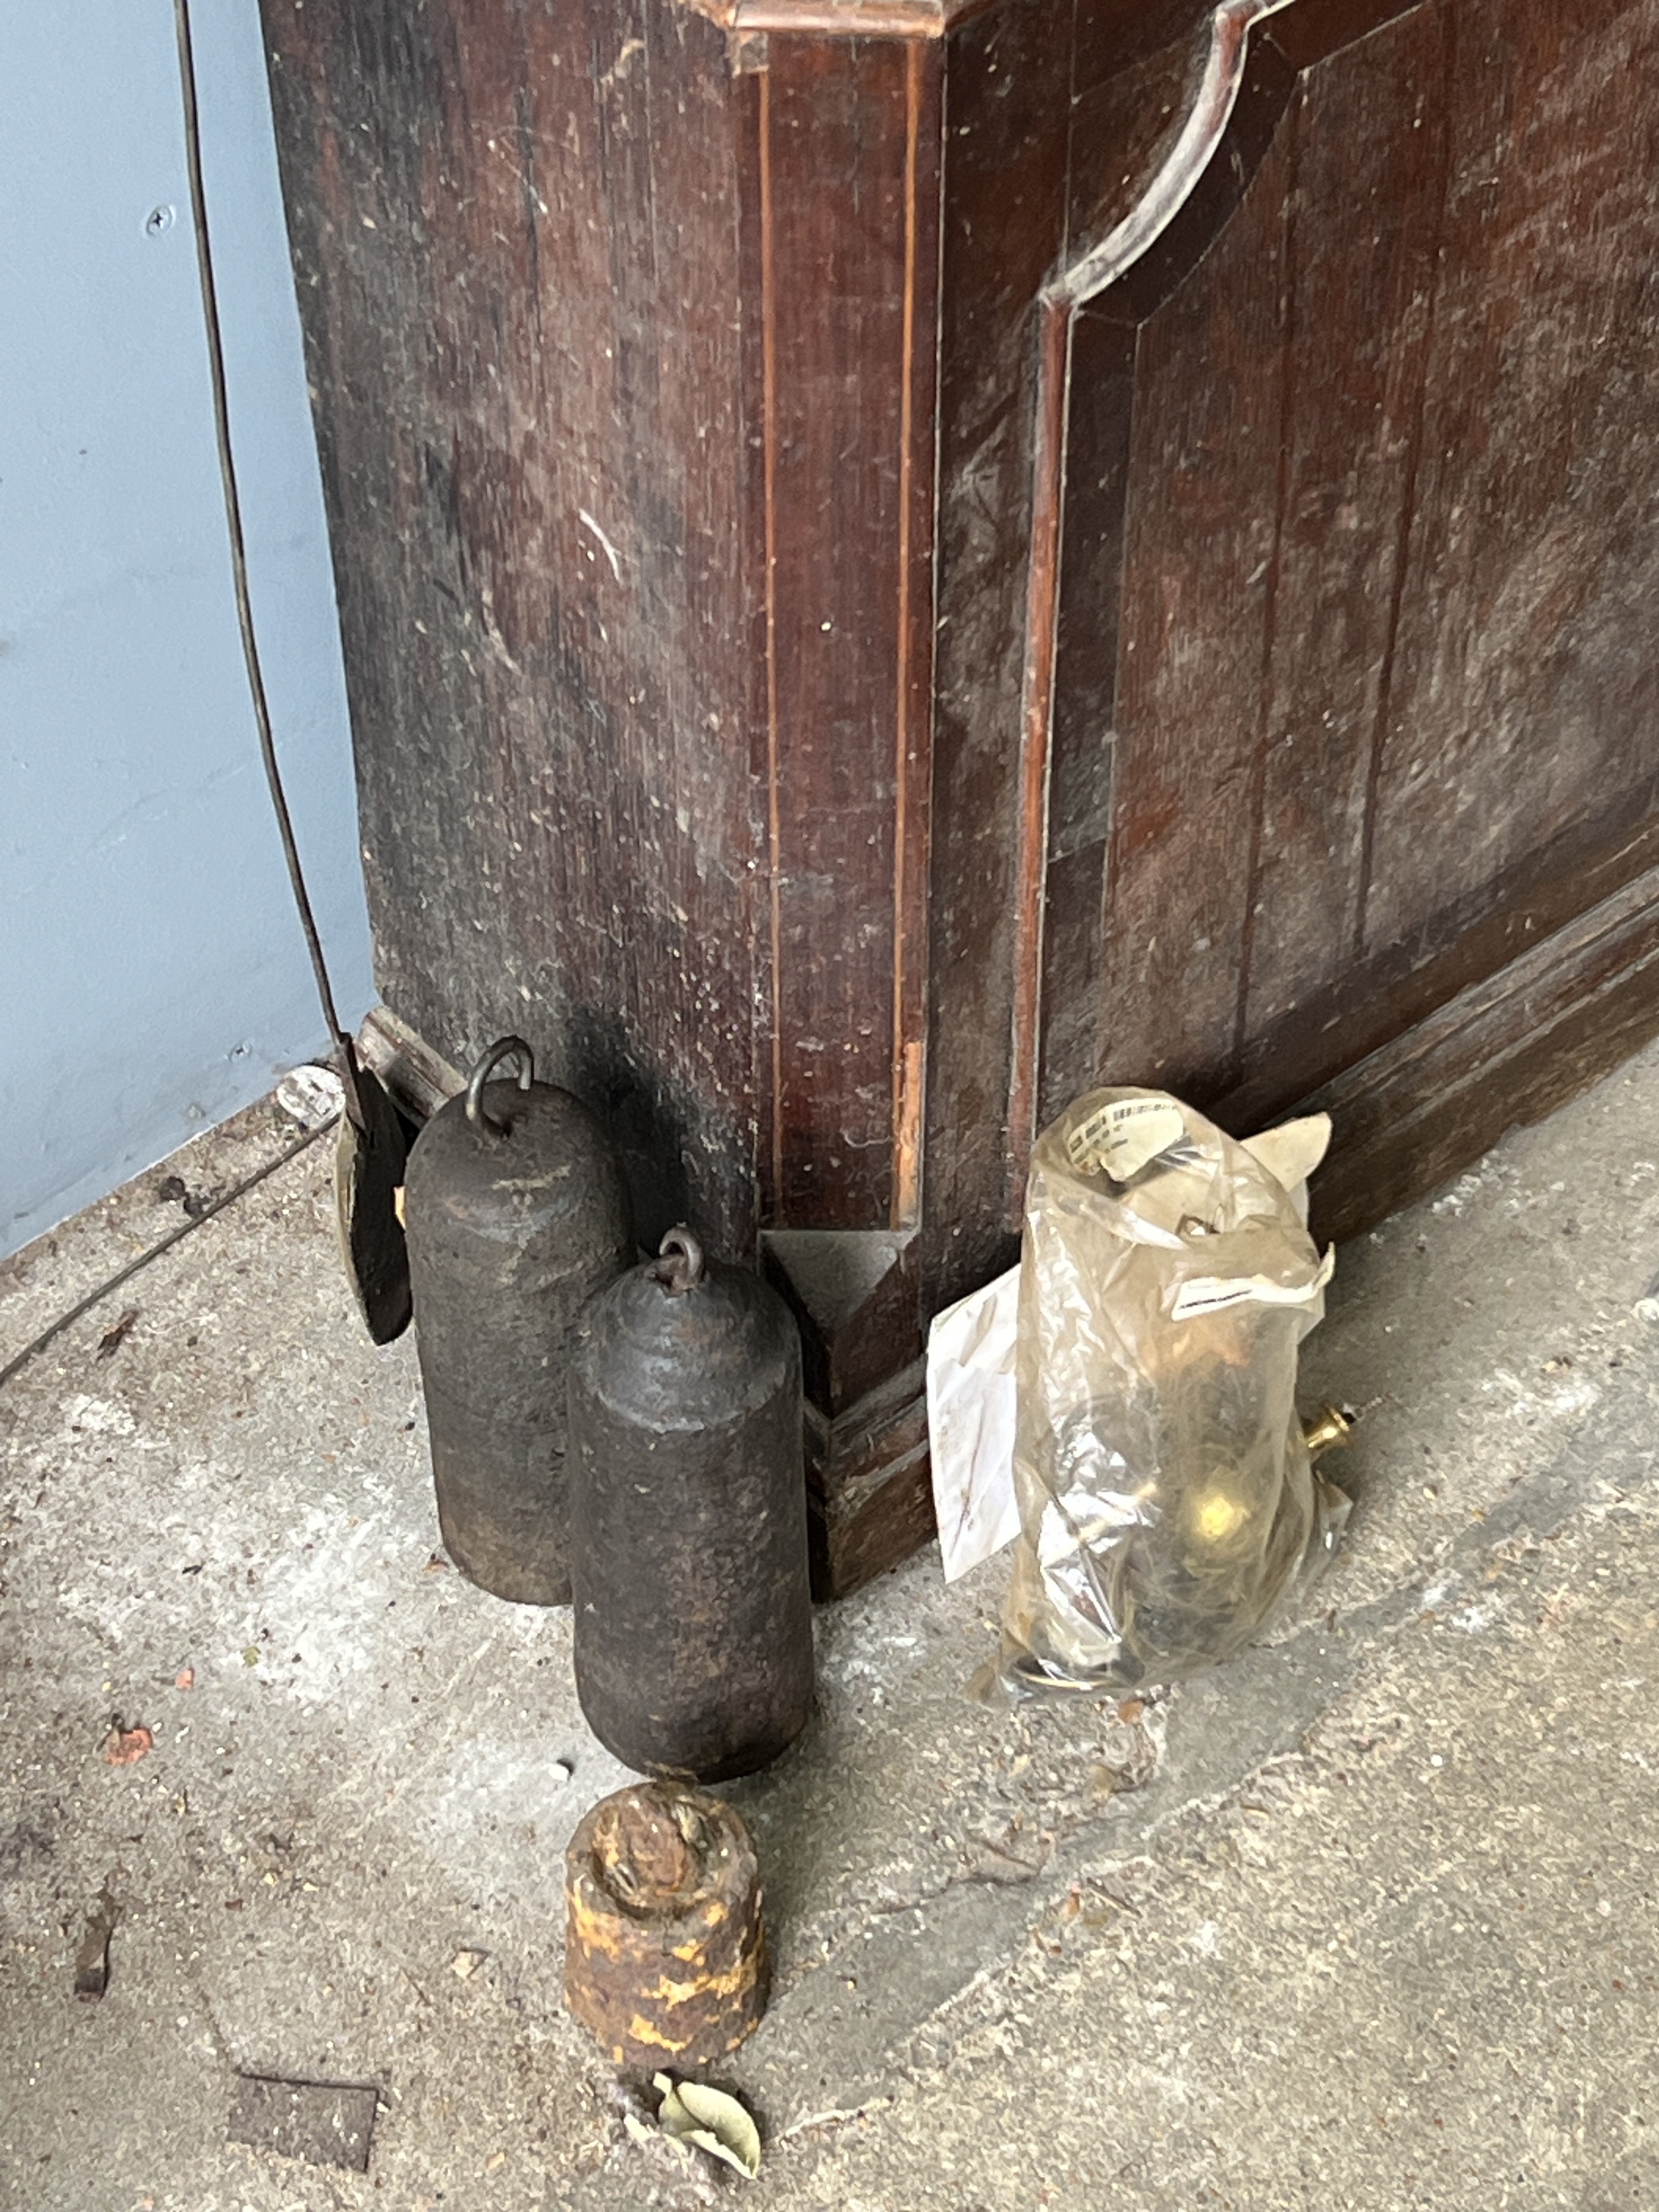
[[262, 0, 764, 1259], [1024, 0, 1659, 1153], [263, 0, 1659, 1591]]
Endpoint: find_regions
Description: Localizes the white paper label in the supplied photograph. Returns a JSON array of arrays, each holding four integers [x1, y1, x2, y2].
[[1170, 1245, 1335, 1320], [926, 1266, 1023, 1583], [1066, 1096, 1187, 1180]]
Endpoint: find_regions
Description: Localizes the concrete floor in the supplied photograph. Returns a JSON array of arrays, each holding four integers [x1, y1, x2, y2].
[[2, 1046, 1657, 2210]]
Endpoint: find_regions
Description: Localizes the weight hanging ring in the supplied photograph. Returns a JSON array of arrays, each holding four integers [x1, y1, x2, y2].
[[651, 1226, 706, 1295], [465, 1035, 535, 1138]]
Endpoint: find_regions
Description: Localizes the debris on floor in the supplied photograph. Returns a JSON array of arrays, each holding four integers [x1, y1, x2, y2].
[[274, 1063, 346, 1130], [3, 1049, 1658, 2207], [94, 1307, 138, 1360], [226, 2074, 378, 2173], [651, 2075, 762, 2179], [99, 1723, 152, 1766], [71, 1889, 116, 2002]]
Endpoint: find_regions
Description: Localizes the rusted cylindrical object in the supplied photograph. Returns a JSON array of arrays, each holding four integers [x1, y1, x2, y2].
[[568, 1229, 814, 1782], [403, 1037, 633, 1605], [564, 1781, 768, 2068]]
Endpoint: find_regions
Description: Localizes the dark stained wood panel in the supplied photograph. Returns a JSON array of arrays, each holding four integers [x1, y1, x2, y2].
[[1362, 0, 1659, 963], [1089, 43, 1297, 1099], [265, 0, 954, 1252], [1066, 24, 1214, 259], [892, 46, 945, 1234], [1033, 304, 1134, 1123], [759, 36, 942, 1228], [261, 0, 766, 1254], [921, 0, 1073, 1314], [1243, 2, 1449, 1039], [1034, 0, 1659, 1142]]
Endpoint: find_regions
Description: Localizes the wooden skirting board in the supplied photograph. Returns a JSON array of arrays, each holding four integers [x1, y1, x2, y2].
[[1301, 861, 1659, 1250]]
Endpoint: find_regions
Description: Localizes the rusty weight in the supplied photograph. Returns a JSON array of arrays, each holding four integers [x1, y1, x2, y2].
[[568, 1228, 814, 1782], [564, 1781, 767, 2068], [403, 1037, 632, 1604]]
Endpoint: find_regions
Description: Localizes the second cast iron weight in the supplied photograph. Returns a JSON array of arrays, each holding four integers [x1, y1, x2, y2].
[[403, 1037, 633, 1604], [568, 1228, 814, 1783]]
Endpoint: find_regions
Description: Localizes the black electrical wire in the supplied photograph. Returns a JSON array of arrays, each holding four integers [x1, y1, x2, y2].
[[0, 20, 391, 1395], [0, 1118, 337, 1394], [170, 0, 366, 1133]]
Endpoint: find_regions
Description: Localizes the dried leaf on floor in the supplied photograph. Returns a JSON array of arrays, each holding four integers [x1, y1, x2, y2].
[[102, 1724, 153, 1766], [654, 2074, 762, 2179]]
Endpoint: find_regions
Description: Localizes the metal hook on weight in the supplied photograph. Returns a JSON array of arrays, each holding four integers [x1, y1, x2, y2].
[[651, 1227, 705, 1295], [465, 1035, 536, 1138]]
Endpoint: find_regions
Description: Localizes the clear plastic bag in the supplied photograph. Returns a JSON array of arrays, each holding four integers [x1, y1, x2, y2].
[[994, 1089, 1348, 1699]]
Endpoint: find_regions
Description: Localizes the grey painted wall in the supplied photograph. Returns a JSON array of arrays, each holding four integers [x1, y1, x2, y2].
[[1, 0, 373, 1257]]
